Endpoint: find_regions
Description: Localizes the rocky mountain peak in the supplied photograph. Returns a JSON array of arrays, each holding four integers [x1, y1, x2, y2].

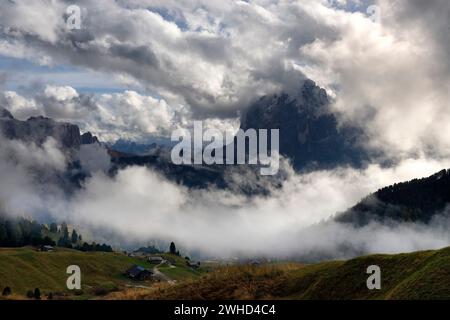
[[240, 80, 368, 171], [0, 108, 99, 149], [0, 107, 14, 119]]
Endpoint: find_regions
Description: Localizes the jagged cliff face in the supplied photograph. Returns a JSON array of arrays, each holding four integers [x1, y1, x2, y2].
[[0, 108, 13, 119], [0, 107, 98, 149], [0, 107, 105, 194], [240, 80, 368, 171]]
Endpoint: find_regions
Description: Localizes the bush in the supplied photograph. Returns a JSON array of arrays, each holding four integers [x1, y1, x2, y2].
[[73, 289, 84, 296], [93, 287, 108, 296], [2, 286, 11, 296], [26, 290, 34, 299], [34, 288, 41, 300], [47, 292, 53, 300], [93, 284, 118, 296]]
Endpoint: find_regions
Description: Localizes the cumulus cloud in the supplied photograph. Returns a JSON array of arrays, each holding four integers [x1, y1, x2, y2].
[[0, 86, 184, 141], [0, 86, 240, 142], [0, 0, 330, 119], [1, 0, 448, 159], [299, 0, 450, 158]]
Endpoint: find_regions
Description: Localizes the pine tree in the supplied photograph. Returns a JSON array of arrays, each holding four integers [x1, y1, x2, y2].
[[71, 230, 78, 244], [169, 242, 176, 255], [34, 288, 41, 300], [49, 223, 58, 233]]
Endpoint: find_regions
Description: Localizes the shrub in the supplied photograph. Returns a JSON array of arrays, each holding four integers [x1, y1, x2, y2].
[[2, 286, 12, 296], [93, 287, 108, 296], [93, 284, 118, 296], [73, 289, 84, 296]]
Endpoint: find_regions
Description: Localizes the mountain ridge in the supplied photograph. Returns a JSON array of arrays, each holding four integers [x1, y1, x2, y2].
[[336, 169, 450, 225], [0, 107, 99, 149]]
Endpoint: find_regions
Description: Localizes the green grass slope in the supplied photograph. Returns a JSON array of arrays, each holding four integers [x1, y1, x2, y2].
[[156, 253, 208, 281], [0, 248, 208, 299], [0, 247, 152, 299], [0, 248, 146, 298], [287, 246, 450, 300], [1, 246, 449, 300], [119, 246, 450, 300]]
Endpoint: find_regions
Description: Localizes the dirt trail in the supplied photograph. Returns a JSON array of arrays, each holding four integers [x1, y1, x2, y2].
[[152, 262, 176, 284]]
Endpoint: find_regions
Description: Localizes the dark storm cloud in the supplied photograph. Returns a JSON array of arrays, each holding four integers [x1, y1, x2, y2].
[[109, 44, 160, 67]]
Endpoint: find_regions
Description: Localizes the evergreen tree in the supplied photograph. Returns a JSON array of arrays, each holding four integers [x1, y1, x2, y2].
[[71, 230, 78, 244], [58, 222, 70, 247], [34, 288, 41, 300], [61, 223, 69, 241], [169, 242, 176, 255], [49, 223, 58, 233]]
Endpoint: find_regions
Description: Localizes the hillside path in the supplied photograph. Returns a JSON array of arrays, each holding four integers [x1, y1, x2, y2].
[[152, 262, 175, 284]]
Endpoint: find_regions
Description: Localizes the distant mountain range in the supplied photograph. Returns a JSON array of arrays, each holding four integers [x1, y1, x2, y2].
[[0, 106, 282, 194], [0, 108, 99, 149], [1, 79, 368, 174]]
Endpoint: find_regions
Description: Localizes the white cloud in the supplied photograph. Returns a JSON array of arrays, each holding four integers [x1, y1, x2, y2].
[[0, 87, 190, 141], [1, 0, 448, 159], [1, 86, 242, 142], [44, 85, 78, 100], [0, 122, 449, 258], [49, 157, 450, 257], [298, 0, 450, 158], [0, 135, 68, 219], [0, 0, 450, 259], [77, 144, 111, 173]]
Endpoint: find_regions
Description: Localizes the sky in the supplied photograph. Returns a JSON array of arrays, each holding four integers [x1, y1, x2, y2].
[[0, 0, 448, 155], [0, 0, 450, 257]]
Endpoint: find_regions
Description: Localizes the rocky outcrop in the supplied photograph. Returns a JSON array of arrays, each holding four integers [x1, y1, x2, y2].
[[81, 132, 99, 145], [0, 107, 99, 149], [0, 108, 13, 119], [240, 80, 368, 171]]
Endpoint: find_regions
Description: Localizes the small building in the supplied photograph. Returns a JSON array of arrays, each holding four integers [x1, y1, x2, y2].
[[128, 252, 145, 257], [187, 261, 201, 269], [124, 265, 153, 280], [148, 256, 164, 264], [39, 245, 54, 252], [250, 260, 261, 266]]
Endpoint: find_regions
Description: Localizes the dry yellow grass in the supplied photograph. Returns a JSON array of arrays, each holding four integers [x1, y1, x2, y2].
[[106, 263, 305, 300], [105, 247, 450, 300]]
